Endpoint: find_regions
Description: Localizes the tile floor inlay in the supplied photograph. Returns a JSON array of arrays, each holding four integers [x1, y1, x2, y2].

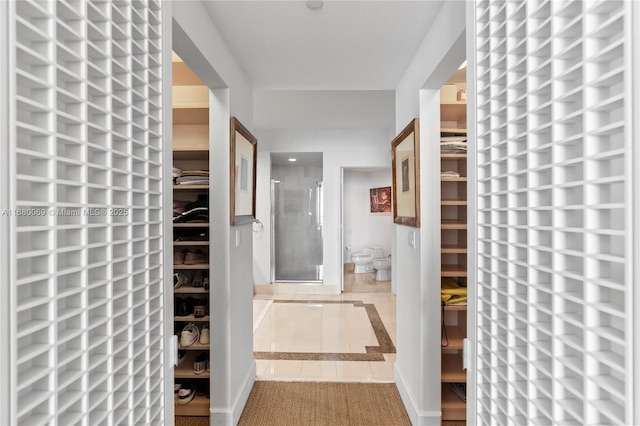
[[254, 300, 396, 362]]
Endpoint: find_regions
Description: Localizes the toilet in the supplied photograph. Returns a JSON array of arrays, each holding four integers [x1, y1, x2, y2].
[[372, 258, 391, 281], [351, 245, 384, 274]]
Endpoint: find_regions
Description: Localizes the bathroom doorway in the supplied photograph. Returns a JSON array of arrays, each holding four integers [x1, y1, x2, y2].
[[341, 167, 394, 293], [270, 153, 324, 282]]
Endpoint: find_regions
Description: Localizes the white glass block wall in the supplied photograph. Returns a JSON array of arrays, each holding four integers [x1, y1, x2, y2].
[[473, 0, 635, 425], [3, 0, 165, 424]]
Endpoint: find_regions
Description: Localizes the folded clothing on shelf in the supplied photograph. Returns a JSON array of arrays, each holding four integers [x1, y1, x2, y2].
[[440, 136, 468, 153], [174, 194, 210, 223], [441, 277, 467, 305], [441, 170, 461, 178], [173, 169, 210, 185], [174, 206, 209, 223]]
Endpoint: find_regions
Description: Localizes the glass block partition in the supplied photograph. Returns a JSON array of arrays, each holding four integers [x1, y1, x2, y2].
[[474, 0, 632, 425], [7, 1, 165, 424]]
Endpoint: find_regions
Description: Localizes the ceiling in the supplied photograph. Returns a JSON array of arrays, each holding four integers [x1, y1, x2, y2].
[[201, 1, 446, 90]]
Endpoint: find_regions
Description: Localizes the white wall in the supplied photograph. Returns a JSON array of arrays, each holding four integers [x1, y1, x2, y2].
[[254, 128, 393, 287], [172, 5, 255, 423], [392, 1, 466, 424], [343, 169, 393, 262]]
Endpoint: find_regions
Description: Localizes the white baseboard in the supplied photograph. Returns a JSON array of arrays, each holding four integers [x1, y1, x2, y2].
[[395, 364, 441, 425], [210, 360, 256, 425]]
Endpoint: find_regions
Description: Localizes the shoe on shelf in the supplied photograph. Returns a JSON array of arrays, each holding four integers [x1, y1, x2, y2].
[[192, 271, 204, 288], [175, 297, 188, 317], [203, 276, 209, 290], [173, 272, 190, 289], [193, 302, 207, 318], [177, 381, 196, 405], [184, 250, 208, 265], [177, 350, 187, 366], [193, 352, 208, 375], [180, 323, 200, 348], [174, 250, 187, 265], [199, 323, 210, 345]]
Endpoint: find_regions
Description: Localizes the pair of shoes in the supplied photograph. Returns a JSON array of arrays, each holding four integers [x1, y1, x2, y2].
[[177, 381, 196, 404], [193, 352, 208, 375], [175, 297, 208, 317], [200, 323, 210, 345], [180, 323, 200, 347]]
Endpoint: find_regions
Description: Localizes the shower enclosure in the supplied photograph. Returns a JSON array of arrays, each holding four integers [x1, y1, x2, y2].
[[271, 153, 323, 282]]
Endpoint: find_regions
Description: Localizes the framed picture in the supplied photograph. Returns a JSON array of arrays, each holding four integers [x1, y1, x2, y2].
[[391, 118, 420, 227], [370, 186, 392, 214], [230, 117, 257, 225]]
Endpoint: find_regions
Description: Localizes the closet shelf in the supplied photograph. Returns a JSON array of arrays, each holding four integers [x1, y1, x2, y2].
[[442, 324, 466, 349], [174, 287, 209, 294], [442, 352, 466, 382], [441, 264, 468, 277], [178, 342, 210, 351], [441, 199, 468, 206], [443, 304, 468, 312], [173, 185, 209, 190], [174, 264, 210, 270], [441, 245, 468, 254], [441, 384, 466, 421], [440, 128, 468, 134], [174, 395, 210, 417], [441, 177, 467, 182], [173, 223, 209, 228], [175, 352, 210, 379], [441, 220, 467, 229], [174, 315, 210, 321], [174, 241, 209, 246], [440, 153, 467, 159]]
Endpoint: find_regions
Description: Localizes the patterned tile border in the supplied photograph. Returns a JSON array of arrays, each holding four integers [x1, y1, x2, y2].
[[254, 300, 396, 362]]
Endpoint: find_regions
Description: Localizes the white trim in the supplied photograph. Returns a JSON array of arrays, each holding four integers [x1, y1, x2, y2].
[[395, 365, 441, 425], [465, 0, 478, 423], [631, 1, 640, 423], [162, 0, 174, 423], [210, 361, 256, 425], [0, 1, 12, 424]]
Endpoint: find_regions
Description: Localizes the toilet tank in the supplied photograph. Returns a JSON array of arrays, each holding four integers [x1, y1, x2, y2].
[[363, 245, 384, 260]]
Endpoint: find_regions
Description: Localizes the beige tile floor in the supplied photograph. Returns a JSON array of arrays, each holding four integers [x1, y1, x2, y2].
[[254, 267, 396, 382]]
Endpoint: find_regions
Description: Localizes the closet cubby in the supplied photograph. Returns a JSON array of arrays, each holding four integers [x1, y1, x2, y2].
[[439, 76, 468, 420], [172, 53, 211, 419]]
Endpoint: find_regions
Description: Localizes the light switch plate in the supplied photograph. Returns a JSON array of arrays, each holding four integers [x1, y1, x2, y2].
[[235, 229, 241, 247]]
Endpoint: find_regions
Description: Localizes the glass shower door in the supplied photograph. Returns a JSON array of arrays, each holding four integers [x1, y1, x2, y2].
[[271, 176, 323, 282]]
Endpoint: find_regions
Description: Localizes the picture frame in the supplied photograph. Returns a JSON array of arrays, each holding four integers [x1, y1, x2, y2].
[[230, 117, 258, 225], [370, 186, 392, 214], [391, 118, 420, 227]]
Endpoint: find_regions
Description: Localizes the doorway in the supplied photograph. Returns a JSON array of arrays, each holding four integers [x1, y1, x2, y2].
[[341, 167, 394, 293], [270, 152, 324, 282]]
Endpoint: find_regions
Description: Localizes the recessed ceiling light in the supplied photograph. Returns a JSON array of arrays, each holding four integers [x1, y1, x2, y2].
[[288, 158, 297, 162], [306, 1, 324, 10]]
